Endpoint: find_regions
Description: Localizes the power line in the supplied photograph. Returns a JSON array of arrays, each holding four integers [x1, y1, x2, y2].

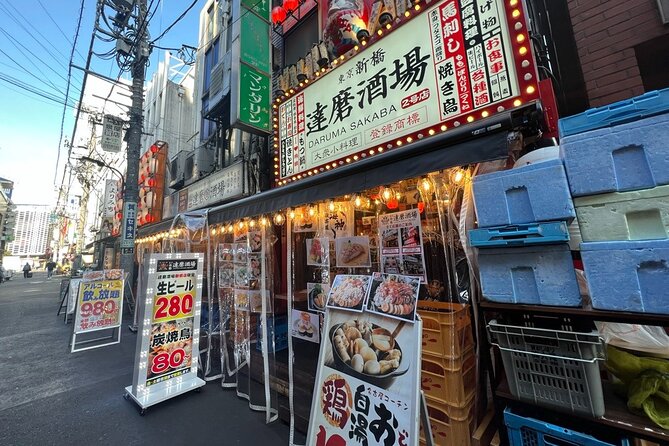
[[151, 0, 198, 43], [35, 0, 88, 62], [0, 27, 82, 97], [0, 72, 76, 108], [55, 0, 86, 192], [0, 48, 68, 98]]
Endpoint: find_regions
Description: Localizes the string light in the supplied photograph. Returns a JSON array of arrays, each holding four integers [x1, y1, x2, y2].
[[353, 195, 363, 208], [260, 216, 269, 227], [328, 200, 336, 212], [288, 208, 296, 220], [421, 176, 432, 192], [453, 170, 464, 183], [273, 212, 285, 225], [308, 206, 316, 217]]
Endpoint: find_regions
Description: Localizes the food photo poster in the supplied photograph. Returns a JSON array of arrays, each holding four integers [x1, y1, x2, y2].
[[335, 236, 371, 268], [291, 309, 320, 343]]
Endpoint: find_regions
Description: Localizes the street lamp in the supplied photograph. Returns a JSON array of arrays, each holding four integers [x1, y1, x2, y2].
[[78, 156, 125, 184]]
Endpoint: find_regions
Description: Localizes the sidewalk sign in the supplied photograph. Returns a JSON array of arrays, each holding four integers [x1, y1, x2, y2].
[[306, 274, 423, 446], [124, 253, 205, 412], [70, 270, 125, 353]]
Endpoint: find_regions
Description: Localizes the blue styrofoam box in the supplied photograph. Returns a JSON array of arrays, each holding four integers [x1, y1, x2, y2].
[[505, 408, 630, 446], [478, 244, 581, 306], [559, 88, 669, 137], [581, 239, 669, 314], [473, 159, 575, 228], [560, 113, 669, 196]]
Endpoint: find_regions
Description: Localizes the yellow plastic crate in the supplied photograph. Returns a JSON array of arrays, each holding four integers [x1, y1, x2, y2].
[[418, 301, 474, 359], [421, 348, 476, 407]]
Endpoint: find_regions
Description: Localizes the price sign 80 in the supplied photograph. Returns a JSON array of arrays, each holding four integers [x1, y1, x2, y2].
[[152, 294, 194, 322]]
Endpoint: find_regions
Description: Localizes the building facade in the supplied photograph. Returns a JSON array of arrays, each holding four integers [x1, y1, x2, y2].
[[7, 205, 50, 256]]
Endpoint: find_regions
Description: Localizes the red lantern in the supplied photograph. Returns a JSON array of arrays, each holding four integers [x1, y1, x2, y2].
[[283, 0, 298, 13], [146, 214, 153, 223], [386, 197, 399, 210], [417, 202, 425, 214], [150, 144, 159, 153], [272, 5, 287, 24]]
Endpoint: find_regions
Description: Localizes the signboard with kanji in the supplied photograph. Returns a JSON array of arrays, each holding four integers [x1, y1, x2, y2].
[[101, 114, 124, 153], [276, 0, 539, 183], [125, 253, 205, 410], [70, 270, 124, 353], [306, 308, 422, 445]]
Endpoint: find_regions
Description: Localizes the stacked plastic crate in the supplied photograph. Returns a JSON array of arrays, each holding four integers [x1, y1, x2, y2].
[[559, 89, 669, 315], [418, 302, 476, 446], [470, 158, 580, 306]]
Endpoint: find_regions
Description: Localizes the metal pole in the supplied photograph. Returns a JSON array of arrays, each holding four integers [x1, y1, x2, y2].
[[119, 0, 148, 292]]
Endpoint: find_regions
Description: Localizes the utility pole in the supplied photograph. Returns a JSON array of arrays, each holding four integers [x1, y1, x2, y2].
[[119, 0, 149, 292]]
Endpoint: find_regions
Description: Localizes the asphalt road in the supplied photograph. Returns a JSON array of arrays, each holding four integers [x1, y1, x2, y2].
[[0, 272, 291, 446]]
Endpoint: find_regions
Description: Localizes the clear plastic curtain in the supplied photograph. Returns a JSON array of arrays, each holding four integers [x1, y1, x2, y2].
[[162, 210, 223, 381], [216, 222, 279, 422]]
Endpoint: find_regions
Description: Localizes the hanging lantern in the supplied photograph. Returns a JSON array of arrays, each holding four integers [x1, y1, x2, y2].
[[353, 194, 363, 208], [272, 5, 287, 24], [283, 0, 298, 13], [417, 202, 425, 214], [386, 197, 399, 210]]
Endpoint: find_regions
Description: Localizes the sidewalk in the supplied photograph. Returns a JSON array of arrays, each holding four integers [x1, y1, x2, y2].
[[0, 275, 291, 446]]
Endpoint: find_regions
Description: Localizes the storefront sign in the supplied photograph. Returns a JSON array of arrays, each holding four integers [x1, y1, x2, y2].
[[73, 270, 124, 333], [103, 179, 118, 218], [230, 0, 271, 134], [307, 308, 422, 445], [101, 114, 124, 153], [127, 253, 205, 405], [277, 0, 538, 182], [103, 247, 115, 270], [378, 209, 427, 281], [120, 201, 137, 248], [186, 161, 245, 211]]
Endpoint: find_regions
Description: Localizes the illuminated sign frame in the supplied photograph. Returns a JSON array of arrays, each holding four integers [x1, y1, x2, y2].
[[273, 0, 540, 186]]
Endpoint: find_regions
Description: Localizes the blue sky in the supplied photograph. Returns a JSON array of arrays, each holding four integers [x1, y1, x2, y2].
[[0, 0, 203, 205]]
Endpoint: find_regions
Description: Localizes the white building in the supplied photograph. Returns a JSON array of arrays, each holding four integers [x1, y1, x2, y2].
[[8, 205, 50, 256], [142, 51, 197, 161]]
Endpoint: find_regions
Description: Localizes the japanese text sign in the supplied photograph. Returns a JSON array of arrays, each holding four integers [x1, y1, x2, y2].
[[186, 161, 245, 211], [131, 253, 204, 395], [73, 269, 124, 334], [277, 0, 538, 182], [101, 114, 124, 153], [307, 309, 422, 445]]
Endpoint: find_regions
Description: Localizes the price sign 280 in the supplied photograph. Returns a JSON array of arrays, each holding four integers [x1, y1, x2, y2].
[[152, 294, 194, 323]]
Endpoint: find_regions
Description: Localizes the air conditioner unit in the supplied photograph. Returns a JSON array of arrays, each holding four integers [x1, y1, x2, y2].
[[658, 0, 669, 24], [168, 150, 190, 190], [184, 145, 217, 186]]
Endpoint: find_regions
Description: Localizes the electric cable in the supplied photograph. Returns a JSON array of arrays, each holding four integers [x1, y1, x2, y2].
[[150, 0, 198, 43], [35, 0, 88, 62]]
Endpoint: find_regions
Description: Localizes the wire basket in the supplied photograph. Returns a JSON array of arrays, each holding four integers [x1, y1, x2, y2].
[[488, 319, 606, 417]]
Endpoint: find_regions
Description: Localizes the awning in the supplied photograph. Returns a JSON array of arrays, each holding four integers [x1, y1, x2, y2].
[[139, 103, 537, 232], [207, 111, 517, 224]]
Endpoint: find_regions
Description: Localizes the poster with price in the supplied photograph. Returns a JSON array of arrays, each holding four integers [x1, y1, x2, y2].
[[127, 253, 205, 406], [73, 269, 124, 334]]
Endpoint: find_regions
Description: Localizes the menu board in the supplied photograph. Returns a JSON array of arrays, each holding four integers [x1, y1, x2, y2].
[[306, 308, 422, 445], [73, 270, 124, 333], [378, 209, 428, 281], [127, 253, 204, 406]]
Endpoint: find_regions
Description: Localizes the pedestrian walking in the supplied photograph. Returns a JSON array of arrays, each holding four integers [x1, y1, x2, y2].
[[46, 260, 55, 279], [22, 262, 31, 279]]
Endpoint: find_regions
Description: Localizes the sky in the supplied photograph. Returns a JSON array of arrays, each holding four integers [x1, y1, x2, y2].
[[0, 0, 204, 206]]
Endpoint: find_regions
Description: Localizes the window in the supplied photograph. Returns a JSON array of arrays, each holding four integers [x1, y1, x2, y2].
[[201, 96, 216, 141], [635, 34, 669, 91], [283, 11, 318, 68], [203, 38, 220, 92]]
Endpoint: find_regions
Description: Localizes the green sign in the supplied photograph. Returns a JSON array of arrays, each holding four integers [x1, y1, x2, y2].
[[240, 9, 270, 74], [242, 0, 269, 19], [238, 63, 270, 132]]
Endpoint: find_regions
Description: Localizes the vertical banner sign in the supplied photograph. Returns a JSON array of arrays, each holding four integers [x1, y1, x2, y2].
[[101, 114, 124, 153], [230, 0, 271, 134], [307, 302, 422, 445], [103, 180, 118, 218], [120, 201, 137, 249], [71, 270, 124, 353], [125, 253, 205, 409], [277, 0, 539, 182]]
